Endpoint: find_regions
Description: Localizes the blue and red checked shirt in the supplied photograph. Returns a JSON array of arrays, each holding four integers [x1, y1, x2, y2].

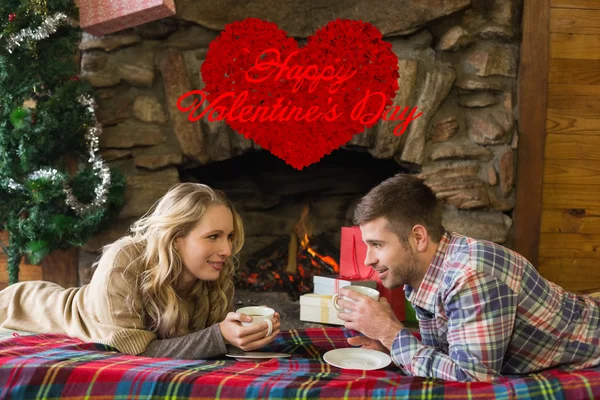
[[391, 232, 600, 382]]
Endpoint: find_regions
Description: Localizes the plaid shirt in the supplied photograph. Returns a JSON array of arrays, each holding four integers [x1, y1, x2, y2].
[[391, 232, 600, 382]]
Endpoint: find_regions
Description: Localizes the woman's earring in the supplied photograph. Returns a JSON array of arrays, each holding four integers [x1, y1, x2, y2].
[[174, 243, 178, 251]]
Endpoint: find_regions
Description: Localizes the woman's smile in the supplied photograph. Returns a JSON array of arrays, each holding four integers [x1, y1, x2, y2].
[[208, 260, 224, 271]]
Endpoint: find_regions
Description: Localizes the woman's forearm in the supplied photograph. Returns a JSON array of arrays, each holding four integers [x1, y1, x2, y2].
[[140, 324, 227, 359]]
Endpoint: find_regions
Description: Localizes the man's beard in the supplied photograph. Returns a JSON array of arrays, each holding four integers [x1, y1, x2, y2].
[[383, 247, 418, 290]]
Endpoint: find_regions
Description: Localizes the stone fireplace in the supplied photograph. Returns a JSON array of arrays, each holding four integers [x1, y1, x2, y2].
[[78, 0, 521, 317]]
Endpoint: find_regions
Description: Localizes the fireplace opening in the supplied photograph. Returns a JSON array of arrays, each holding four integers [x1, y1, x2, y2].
[[180, 148, 415, 299]]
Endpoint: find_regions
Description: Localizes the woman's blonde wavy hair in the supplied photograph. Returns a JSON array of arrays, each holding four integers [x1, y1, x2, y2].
[[113, 183, 244, 339]]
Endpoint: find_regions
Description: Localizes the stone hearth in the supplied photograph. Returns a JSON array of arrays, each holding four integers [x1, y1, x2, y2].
[[78, 0, 522, 322]]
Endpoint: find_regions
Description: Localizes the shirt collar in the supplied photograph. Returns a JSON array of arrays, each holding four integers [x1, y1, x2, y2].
[[406, 231, 452, 313]]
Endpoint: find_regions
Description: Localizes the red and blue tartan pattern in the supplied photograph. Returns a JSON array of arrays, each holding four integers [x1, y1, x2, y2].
[[395, 233, 600, 382], [2, 328, 600, 399]]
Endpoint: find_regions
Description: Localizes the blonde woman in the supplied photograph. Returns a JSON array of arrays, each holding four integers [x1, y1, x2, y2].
[[0, 183, 280, 358]]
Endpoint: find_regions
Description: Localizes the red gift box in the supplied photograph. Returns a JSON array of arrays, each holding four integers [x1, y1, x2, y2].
[[339, 226, 406, 321], [77, 0, 176, 37]]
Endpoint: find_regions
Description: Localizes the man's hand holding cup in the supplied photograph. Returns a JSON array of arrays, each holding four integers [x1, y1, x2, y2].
[[332, 286, 380, 312], [334, 286, 404, 350]]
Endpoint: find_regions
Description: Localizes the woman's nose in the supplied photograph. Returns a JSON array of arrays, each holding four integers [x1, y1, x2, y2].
[[219, 238, 232, 256]]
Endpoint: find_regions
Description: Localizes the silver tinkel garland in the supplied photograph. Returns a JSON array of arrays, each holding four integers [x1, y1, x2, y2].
[[4, 95, 112, 215], [5, 168, 63, 191], [29, 168, 64, 182], [63, 94, 111, 216], [4, 12, 70, 53]]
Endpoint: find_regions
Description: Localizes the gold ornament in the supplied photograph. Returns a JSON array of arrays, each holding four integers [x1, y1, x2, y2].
[[22, 98, 37, 110], [25, 0, 49, 16]]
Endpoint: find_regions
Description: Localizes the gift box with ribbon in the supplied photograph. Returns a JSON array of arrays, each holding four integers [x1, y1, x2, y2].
[[299, 294, 344, 325], [77, 0, 176, 37], [339, 226, 407, 322]]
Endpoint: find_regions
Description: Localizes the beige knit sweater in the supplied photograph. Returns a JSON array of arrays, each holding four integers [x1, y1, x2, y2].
[[0, 239, 158, 355]]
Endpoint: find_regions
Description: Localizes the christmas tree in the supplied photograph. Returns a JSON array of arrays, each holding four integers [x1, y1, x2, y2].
[[0, 0, 126, 285]]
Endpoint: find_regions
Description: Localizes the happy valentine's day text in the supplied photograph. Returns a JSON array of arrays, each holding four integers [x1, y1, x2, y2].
[[177, 48, 423, 136]]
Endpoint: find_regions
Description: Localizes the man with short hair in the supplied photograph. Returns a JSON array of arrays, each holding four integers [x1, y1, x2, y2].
[[336, 174, 600, 382]]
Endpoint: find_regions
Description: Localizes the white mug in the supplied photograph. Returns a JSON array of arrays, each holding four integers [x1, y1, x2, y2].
[[236, 306, 275, 326], [236, 306, 275, 337], [331, 286, 380, 312]]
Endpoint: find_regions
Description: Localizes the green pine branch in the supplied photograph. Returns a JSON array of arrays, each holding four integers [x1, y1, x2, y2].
[[0, 0, 126, 285]]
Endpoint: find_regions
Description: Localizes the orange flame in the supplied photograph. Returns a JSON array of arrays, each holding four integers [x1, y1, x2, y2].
[[308, 247, 340, 273], [301, 233, 309, 249], [296, 205, 312, 248], [294, 204, 340, 273], [247, 273, 259, 284]]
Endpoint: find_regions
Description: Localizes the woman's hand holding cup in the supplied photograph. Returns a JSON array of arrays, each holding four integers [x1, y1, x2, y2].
[[219, 306, 280, 351], [238, 306, 278, 336]]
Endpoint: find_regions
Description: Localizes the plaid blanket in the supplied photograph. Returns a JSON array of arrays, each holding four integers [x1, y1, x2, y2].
[[1, 328, 600, 399]]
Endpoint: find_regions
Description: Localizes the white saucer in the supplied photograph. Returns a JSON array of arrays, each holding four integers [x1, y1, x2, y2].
[[323, 348, 392, 370], [225, 352, 291, 361]]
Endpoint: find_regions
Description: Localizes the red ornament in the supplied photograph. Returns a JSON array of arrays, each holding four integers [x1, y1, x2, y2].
[[8, 13, 16, 22], [69, 75, 80, 81]]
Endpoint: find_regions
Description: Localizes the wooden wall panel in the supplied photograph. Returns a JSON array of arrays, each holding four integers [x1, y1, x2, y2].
[[545, 134, 600, 159], [543, 184, 600, 209], [551, 33, 600, 59], [41, 247, 78, 289], [538, 257, 600, 293], [0, 232, 42, 290], [539, 1, 600, 293], [546, 108, 600, 135], [543, 159, 600, 184], [0, 231, 77, 289], [551, 0, 600, 10], [550, 8, 600, 34], [541, 208, 600, 234], [549, 59, 600, 84], [539, 233, 600, 258], [547, 84, 600, 111]]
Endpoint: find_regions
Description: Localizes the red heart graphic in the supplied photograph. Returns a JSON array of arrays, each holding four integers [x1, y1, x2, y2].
[[200, 18, 399, 169]]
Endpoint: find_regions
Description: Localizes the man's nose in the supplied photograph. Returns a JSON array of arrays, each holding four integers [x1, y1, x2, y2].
[[364, 247, 376, 267]]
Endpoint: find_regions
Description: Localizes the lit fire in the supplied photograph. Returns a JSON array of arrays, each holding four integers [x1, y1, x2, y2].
[[299, 233, 338, 273], [296, 205, 339, 274], [236, 203, 339, 297]]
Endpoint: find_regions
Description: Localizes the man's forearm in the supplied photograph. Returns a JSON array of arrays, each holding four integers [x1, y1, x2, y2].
[[390, 330, 500, 381], [379, 319, 405, 350]]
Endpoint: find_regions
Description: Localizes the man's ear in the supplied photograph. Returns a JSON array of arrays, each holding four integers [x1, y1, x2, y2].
[[411, 225, 429, 252]]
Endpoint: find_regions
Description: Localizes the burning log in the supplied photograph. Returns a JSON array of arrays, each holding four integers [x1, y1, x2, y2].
[[285, 232, 298, 274]]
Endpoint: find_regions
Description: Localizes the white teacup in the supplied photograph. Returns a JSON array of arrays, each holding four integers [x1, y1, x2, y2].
[[331, 286, 380, 312], [236, 306, 275, 336]]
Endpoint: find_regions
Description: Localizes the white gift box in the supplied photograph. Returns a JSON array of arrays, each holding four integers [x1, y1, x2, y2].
[[313, 275, 377, 296], [299, 294, 344, 325]]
